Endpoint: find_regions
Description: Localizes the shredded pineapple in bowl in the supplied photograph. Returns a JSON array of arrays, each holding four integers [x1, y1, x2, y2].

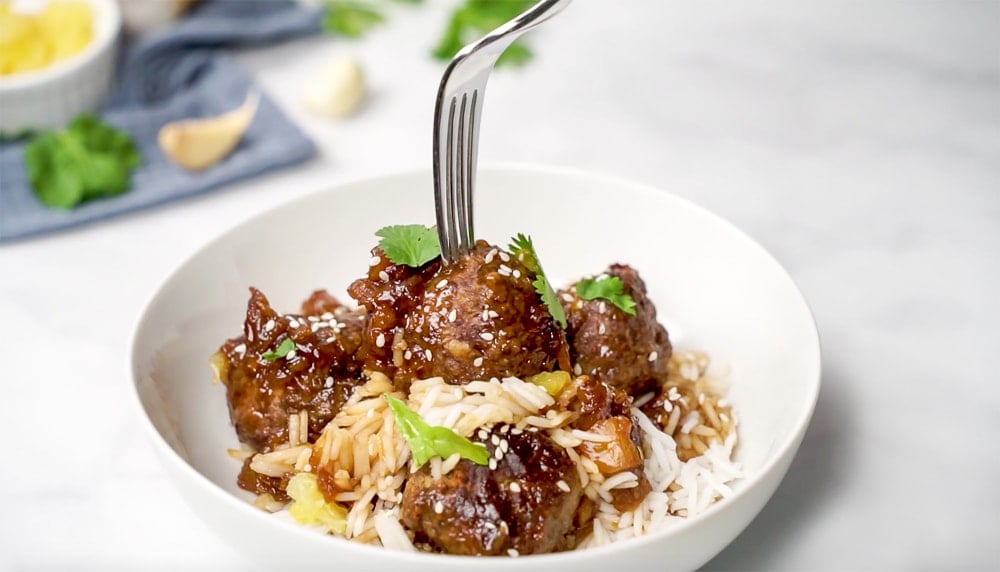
[[0, 0, 93, 76]]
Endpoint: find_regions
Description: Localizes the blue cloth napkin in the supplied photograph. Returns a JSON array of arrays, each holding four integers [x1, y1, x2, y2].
[[0, 0, 325, 242]]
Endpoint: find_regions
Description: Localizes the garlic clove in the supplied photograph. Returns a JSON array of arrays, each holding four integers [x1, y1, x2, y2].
[[158, 92, 259, 171], [302, 55, 365, 118]]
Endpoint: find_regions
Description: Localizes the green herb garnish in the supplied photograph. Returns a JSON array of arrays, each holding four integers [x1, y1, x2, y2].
[[261, 338, 296, 362], [323, 1, 386, 37], [576, 276, 637, 316], [433, 0, 537, 67], [509, 233, 567, 329], [375, 224, 440, 267], [23, 114, 141, 209], [385, 394, 489, 466]]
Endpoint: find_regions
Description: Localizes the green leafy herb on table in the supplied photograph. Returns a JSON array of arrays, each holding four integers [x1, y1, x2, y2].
[[322, 0, 537, 68], [375, 224, 441, 267], [23, 114, 141, 210], [384, 394, 490, 466], [261, 337, 296, 362], [576, 276, 637, 316], [432, 0, 537, 66], [509, 233, 567, 328], [323, 1, 385, 37]]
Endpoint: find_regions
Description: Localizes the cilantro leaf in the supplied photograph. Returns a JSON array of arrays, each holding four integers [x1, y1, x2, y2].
[[323, 1, 385, 37], [23, 114, 141, 210], [261, 337, 296, 362], [384, 394, 489, 466], [433, 0, 537, 67], [375, 224, 440, 267], [509, 233, 567, 329], [576, 276, 637, 316]]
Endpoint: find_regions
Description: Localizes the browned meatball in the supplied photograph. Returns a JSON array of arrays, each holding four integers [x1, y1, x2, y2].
[[217, 288, 364, 452], [349, 241, 568, 384], [348, 248, 442, 380], [400, 425, 582, 555], [559, 264, 672, 397]]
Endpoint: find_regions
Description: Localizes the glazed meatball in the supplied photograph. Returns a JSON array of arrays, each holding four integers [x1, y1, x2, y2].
[[349, 241, 568, 384], [400, 425, 582, 555], [216, 288, 365, 452], [559, 264, 672, 397]]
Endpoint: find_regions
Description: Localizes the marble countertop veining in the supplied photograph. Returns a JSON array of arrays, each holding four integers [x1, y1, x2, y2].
[[1, 1, 997, 569]]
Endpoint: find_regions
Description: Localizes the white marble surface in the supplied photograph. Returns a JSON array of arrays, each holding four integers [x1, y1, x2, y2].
[[1, 1, 998, 569]]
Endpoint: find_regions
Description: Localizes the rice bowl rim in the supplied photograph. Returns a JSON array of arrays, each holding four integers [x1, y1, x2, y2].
[[128, 163, 822, 565]]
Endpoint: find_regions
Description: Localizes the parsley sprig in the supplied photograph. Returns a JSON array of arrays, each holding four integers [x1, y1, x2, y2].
[[576, 276, 637, 316], [23, 114, 141, 209], [322, 0, 537, 68], [509, 233, 567, 329], [385, 394, 489, 466], [375, 224, 441, 267]]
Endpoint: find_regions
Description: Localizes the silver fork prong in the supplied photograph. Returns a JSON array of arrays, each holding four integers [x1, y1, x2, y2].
[[445, 97, 459, 263], [464, 89, 478, 248], [456, 92, 471, 253]]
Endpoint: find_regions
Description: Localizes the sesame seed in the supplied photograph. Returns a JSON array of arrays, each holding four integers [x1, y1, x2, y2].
[[598, 323, 606, 335], [512, 269, 521, 279], [307, 316, 319, 322], [488, 458, 498, 470], [500, 424, 509, 434], [234, 343, 246, 355], [600, 345, 610, 357], [324, 377, 334, 389], [375, 333, 386, 348], [598, 301, 607, 314], [434, 501, 444, 514], [556, 480, 571, 493], [499, 440, 509, 453], [560, 292, 574, 302], [491, 435, 500, 445], [321, 312, 334, 320], [487, 310, 499, 319], [478, 429, 489, 440], [648, 351, 658, 362], [484, 522, 497, 530], [369, 255, 381, 267], [288, 318, 300, 329], [508, 549, 519, 558], [425, 349, 433, 361], [494, 448, 503, 460], [484, 249, 496, 264], [436, 279, 448, 289], [286, 350, 297, 360], [497, 264, 512, 277], [311, 322, 321, 332], [480, 332, 494, 341], [473, 357, 484, 367], [662, 400, 673, 413], [448, 309, 457, 322], [264, 319, 275, 332], [509, 482, 521, 493], [510, 428, 523, 435], [404, 350, 411, 360], [573, 363, 582, 375], [378, 270, 390, 282], [499, 251, 510, 262]]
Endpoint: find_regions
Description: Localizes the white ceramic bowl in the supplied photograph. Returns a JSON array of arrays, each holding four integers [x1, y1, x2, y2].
[[130, 165, 821, 571], [0, 0, 121, 134]]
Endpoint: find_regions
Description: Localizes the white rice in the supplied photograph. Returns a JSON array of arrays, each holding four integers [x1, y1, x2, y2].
[[241, 351, 743, 553]]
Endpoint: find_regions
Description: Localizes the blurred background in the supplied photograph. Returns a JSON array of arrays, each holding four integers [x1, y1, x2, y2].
[[0, 0, 997, 569]]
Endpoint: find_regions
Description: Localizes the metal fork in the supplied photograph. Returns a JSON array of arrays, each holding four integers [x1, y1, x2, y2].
[[433, 0, 573, 264]]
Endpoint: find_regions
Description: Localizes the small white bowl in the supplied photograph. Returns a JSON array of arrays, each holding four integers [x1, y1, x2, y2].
[[129, 165, 821, 571], [0, 0, 121, 134]]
